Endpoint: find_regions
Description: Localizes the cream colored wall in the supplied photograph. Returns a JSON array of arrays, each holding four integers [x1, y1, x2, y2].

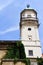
[[22, 41, 41, 46], [25, 46, 42, 58], [15, 62, 26, 65], [2, 62, 14, 65], [2, 61, 26, 65], [20, 16, 42, 58], [21, 25, 40, 41], [0, 50, 7, 59]]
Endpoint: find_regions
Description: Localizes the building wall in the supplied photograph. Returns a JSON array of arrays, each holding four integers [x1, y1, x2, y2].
[[25, 46, 42, 58], [2, 61, 26, 65], [22, 41, 41, 46], [2, 62, 14, 65], [20, 20, 42, 58], [22, 10, 36, 18], [21, 25, 40, 41], [0, 50, 7, 59]]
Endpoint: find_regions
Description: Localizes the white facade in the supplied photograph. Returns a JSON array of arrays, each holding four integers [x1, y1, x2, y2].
[[20, 8, 42, 58]]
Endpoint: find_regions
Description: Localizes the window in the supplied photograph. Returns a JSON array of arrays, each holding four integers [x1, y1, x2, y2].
[[27, 15, 31, 18], [28, 28, 31, 31], [29, 50, 33, 56], [28, 35, 32, 41], [29, 38, 31, 40]]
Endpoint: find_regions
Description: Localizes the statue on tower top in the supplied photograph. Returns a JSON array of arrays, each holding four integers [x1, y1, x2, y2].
[[27, 5, 30, 8]]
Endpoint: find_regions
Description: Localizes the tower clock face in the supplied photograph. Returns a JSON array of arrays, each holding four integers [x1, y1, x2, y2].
[[31, 14, 36, 18]]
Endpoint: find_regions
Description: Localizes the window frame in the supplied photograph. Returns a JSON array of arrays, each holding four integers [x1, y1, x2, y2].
[[29, 50, 33, 56], [28, 28, 31, 31]]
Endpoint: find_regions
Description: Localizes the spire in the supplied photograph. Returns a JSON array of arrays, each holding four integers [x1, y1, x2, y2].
[[27, 5, 30, 8]]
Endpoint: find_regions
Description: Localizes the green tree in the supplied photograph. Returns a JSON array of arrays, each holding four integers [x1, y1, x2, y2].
[[3, 41, 30, 65], [18, 43, 26, 59]]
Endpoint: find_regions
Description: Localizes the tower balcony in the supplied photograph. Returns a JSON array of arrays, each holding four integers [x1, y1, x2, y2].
[[21, 17, 38, 21], [20, 17, 39, 28]]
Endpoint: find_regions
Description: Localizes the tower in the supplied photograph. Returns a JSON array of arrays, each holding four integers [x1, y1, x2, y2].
[[20, 7, 42, 58]]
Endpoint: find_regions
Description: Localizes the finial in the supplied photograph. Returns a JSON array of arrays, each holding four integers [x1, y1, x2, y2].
[[27, 5, 30, 8]]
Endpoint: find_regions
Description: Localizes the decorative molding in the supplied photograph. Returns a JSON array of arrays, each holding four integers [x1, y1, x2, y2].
[[24, 45, 41, 47]]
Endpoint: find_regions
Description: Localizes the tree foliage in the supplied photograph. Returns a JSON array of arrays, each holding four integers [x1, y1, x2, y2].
[[3, 41, 26, 59], [37, 58, 43, 65], [2, 41, 30, 65]]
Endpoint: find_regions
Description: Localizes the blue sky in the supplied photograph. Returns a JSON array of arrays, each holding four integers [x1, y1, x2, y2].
[[0, 0, 43, 52]]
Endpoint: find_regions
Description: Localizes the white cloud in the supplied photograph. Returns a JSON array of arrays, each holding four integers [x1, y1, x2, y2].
[[0, 0, 14, 10], [0, 26, 19, 35]]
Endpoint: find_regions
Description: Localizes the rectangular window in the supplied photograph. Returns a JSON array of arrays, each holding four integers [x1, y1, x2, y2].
[[29, 50, 33, 56]]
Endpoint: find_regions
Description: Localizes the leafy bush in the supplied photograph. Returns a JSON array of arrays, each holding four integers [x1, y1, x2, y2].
[[37, 58, 43, 65], [2, 41, 30, 65], [3, 41, 26, 59], [18, 42, 26, 59]]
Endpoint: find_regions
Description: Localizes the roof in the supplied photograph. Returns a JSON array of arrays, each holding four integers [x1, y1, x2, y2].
[[20, 9, 37, 15], [0, 40, 21, 44]]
